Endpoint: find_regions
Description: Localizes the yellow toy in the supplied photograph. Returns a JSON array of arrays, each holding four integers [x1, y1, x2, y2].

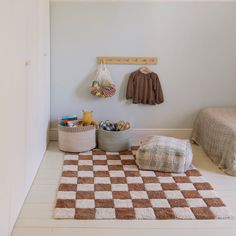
[[81, 110, 98, 126]]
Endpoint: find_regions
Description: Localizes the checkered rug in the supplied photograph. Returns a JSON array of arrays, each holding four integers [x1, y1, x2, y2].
[[54, 147, 233, 220]]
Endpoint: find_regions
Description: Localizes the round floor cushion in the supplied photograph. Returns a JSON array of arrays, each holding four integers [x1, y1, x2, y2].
[[136, 136, 193, 173]]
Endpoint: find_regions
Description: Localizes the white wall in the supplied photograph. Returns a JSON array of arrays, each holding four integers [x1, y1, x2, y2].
[[50, 2, 236, 129], [0, 1, 50, 235]]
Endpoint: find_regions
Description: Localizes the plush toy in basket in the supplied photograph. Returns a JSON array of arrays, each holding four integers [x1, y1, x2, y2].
[[81, 111, 98, 126], [99, 120, 130, 131]]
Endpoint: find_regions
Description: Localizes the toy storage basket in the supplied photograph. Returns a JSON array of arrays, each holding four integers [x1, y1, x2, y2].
[[58, 125, 96, 152], [97, 128, 131, 152]]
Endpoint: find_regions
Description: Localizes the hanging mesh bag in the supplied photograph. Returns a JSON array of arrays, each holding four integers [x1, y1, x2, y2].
[[90, 62, 116, 98]]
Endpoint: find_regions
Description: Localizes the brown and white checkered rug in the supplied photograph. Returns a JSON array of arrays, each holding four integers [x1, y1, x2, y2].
[[54, 147, 233, 220]]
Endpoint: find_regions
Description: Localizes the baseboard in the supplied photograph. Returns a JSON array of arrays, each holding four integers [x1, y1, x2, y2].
[[49, 128, 192, 145], [49, 128, 59, 141], [131, 128, 192, 145]]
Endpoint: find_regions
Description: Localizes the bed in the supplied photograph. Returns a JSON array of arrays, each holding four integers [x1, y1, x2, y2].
[[192, 107, 236, 176]]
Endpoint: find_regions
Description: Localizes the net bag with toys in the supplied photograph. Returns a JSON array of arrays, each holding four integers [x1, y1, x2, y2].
[[90, 62, 116, 98]]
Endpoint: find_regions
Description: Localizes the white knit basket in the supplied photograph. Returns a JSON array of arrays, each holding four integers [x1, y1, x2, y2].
[[58, 125, 96, 153]]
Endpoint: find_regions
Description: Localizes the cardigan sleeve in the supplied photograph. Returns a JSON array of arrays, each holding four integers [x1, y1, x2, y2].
[[126, 72, 135, 99], [154, 74, 164, 104]]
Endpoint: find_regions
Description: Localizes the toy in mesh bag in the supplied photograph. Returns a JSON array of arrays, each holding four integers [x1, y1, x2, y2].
[[90, 62, 116, 98]]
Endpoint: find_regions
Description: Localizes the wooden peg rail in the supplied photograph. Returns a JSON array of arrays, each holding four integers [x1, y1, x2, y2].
[[97, 56, 158, 65]]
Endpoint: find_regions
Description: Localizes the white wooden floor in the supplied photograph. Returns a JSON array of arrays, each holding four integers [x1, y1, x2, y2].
[[12, 142, 236, 236]]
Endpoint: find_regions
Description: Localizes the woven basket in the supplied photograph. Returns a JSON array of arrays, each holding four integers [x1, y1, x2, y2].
[[97, 128, 131, 152], [58, 125, 96, 152]]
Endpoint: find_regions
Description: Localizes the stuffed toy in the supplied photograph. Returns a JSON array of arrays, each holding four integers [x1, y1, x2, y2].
[[81, 111, 98, 126]]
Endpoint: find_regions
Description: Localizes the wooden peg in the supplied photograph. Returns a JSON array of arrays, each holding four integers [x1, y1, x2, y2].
[[97, 56, 157, 65]]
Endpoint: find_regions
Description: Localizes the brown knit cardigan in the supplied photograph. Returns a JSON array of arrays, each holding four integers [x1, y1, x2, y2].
[[126, 70, 164, 105]]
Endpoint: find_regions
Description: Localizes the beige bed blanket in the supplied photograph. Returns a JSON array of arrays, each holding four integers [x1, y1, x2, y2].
[[192, 107, 236, 176]]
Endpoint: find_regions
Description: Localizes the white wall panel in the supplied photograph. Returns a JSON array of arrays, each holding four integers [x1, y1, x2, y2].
[[0, 1, 50, 235]]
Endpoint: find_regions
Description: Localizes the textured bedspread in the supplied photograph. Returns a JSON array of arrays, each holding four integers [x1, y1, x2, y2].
[[192, 108, 236, 176]]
